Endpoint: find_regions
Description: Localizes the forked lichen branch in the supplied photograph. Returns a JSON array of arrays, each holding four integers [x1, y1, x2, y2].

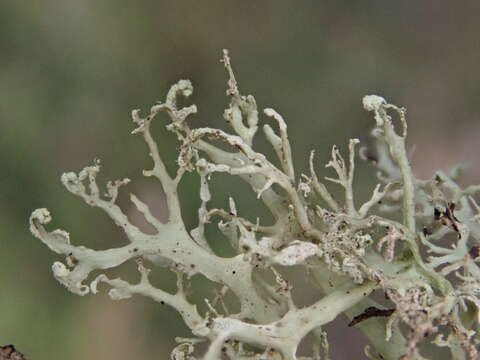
[[30, 51, 480, 359]]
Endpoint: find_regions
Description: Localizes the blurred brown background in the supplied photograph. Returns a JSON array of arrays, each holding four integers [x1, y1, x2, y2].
[[1, 1, 480, 359]]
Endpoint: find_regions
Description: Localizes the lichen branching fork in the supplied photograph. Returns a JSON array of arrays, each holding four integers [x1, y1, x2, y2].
[[30, 50, 480, 359]]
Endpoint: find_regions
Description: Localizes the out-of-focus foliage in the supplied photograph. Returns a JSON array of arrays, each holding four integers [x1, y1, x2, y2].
[[1, 1, 480, 359]]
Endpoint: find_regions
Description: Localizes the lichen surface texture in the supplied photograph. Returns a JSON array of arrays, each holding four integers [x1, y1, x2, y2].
[[30, 51, 480, 360]]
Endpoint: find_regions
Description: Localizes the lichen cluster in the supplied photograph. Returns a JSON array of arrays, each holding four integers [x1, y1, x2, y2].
[[30, 51, 480, 359]]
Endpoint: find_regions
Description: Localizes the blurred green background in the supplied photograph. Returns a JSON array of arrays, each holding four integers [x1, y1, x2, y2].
[[1, 1, 480, 359]]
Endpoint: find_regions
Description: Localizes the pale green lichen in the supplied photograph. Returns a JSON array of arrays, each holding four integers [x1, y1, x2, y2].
[[30, 50, 480, 359]]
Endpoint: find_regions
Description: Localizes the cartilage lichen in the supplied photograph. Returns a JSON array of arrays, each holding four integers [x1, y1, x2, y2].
[[30, 50, 480, 359]]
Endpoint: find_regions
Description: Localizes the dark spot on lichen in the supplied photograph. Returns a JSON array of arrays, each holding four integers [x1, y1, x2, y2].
[[348, 307, 395, 327], [422, 227, 432, 236], [470, 246, 480, 259]]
